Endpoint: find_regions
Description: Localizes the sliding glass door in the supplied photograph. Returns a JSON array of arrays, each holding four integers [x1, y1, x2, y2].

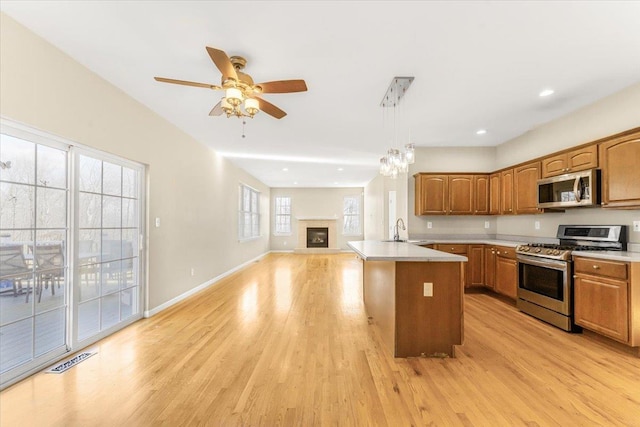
[[74, 149, 143, 346], [0, 122, 145, 388]]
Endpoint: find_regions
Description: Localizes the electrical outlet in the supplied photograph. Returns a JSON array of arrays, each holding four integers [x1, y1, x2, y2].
[[283, 241, 287, 246], [423, 282, 433, 297], [484, 221, 490, 229], [427, 222, 433, 229], [155, 217, 161, 227], [535, 221, 540, 230], [190, 268, 195, 277], [633, 221, 640, 232]]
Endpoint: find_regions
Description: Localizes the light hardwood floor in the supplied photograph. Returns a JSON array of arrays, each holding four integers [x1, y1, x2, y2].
[[1, 253, 639, 426]]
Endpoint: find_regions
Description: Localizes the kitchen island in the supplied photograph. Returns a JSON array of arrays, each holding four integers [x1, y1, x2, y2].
[[348, 240, 467, 358]]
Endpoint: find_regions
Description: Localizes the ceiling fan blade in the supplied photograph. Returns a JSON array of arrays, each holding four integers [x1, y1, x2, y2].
[[209, 101, 223, 116], [256, 80, 308, 94], [154, 77, 221, 90], [256, 97, 287, 119], [206, 46, 238, 81]]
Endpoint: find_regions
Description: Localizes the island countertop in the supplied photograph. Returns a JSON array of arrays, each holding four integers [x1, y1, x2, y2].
[[347, 240, 468, 262]]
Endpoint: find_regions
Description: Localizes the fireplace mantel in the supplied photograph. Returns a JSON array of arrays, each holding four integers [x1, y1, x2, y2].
[[295, 218, 340, 253]]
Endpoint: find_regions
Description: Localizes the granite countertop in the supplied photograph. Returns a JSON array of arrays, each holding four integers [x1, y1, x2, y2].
[[347, 240, 468, 262], [571, 251, 640, 263], [409, 238, 524, 247]]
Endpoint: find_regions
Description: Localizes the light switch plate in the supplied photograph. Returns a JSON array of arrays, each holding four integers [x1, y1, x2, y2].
[[427, 222, 433, 229], [633, 220, 640, 232], [535, 221, 540, 230], [484, 221, 490, 229], [155, 217, 161, 227], [423, 282, 433, 297]]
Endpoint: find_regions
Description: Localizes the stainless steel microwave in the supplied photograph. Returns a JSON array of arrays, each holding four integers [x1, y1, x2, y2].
[[537, 169, 600, 208]]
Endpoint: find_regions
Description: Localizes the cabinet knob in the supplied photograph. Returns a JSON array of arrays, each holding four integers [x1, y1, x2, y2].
[[451, 247, 455, 251], [593, 265, 600, 269], [496, 251, 501, 255]]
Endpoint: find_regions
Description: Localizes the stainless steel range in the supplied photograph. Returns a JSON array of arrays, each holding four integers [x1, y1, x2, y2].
[[516, 225, 627, 331]]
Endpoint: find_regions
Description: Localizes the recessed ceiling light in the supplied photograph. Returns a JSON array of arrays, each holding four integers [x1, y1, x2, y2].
[[337, 167, 344, 171], [293, 181, 298, 185], [476, 129, 487, 135], [334, 182, 338, 185], [539, 89, 555, 97], [282, 168, 288, 172]]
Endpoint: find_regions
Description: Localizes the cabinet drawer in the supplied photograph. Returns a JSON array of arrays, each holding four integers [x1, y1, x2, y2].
[[574, 257, 627, 280], [495, 246, 516, 260], [435, 244, 468, 254]]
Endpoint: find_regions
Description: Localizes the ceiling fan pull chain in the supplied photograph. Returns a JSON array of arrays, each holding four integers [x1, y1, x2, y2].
[[242, 119, 246, 138]]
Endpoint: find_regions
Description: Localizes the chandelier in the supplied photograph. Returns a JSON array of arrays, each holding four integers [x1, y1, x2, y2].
[[379, 77, 415, 178]]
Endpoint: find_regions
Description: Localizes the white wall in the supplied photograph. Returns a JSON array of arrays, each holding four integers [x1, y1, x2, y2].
[[401, 84, 640, 243], [269, 187, 364, 251], [0, 14, 271, 311], [364, 174, 385, 240]]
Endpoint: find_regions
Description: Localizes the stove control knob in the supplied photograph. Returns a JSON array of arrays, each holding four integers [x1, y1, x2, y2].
[[553, 250, 561, 255], [546, 249, 553, 254], [534, 248, 541, 253]]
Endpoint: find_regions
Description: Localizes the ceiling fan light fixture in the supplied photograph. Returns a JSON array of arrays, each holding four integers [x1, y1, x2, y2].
[[226, 87, 243, 106], [244, 98, 259, 117]]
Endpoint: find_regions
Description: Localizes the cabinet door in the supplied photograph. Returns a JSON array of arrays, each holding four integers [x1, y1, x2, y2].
[[449, 175, 474, 215], [574, 274, 629, 343], [473, 175, 489, 214], [415, 174, 448, 215], [514, 162, 541, 214], [541, 153, 568, 178], [484, 246, 496, 289], [495, 256, 517, 299], [469, 245, 485, 287], [500, 169, 514, 214], [567, 145, 597, 172], [489, 173, 500, 215], [599, 133, 640, 208]]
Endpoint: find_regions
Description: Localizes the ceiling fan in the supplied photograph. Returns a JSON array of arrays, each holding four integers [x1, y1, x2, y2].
[[154, 46, 307, 119]]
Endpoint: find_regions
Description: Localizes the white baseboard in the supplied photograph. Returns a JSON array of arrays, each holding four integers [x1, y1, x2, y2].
[[144, 252, 268, 318]]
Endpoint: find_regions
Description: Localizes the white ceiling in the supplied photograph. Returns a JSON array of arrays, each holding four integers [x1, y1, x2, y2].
[[2, 1, 640, 187]]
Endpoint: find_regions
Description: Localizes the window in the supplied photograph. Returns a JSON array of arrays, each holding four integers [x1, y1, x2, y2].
[[239, 184, 260, 240], [274, 196, 291, 235], [343, 195, 361, 235]]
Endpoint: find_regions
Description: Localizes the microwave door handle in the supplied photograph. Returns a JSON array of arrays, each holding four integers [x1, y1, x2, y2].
[[573, 176, 581, 201]]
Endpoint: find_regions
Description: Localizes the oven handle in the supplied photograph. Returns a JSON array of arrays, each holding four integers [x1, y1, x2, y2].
[[517, 254, 568, 271]]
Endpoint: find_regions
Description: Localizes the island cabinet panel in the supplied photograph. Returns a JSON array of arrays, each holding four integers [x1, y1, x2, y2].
[[500, 169, 514, 215], [363, 261, 397, 352], [489, 173, 501, 215], [495, 246, 517, 299], [395, 262, 463, 357], [514, 161, 541, 214], [541, 145, 598, 178], [599, 131, 640, 208], [473, 175, 490, 214]]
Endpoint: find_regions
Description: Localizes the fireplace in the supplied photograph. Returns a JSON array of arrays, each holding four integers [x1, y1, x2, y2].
[[307, 227, 329, 248]]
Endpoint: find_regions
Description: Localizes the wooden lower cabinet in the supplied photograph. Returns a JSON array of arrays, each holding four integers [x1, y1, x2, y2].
[[572, 257, 638, 346], [574, 274, 628, 343], [468, 245, 485, 286], [495, 246, 517, 299], [434, 244, 470, 287], [484, 246, 496, 290]]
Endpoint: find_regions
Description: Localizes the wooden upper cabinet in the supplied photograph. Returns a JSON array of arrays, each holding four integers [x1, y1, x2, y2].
[[489, 173, 500, 215], [473, 175, 490, 215], [500, 169, 514, 214], [541, 145, 598, 178], [449, 175, 474, 215], [414, 174, 448, 215], [599, 132, 640, 208], [414, 173, 489, 215], [514, 161, 541, 214]]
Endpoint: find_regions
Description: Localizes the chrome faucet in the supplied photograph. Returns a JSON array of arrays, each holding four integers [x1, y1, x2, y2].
[[393, 218, 406, 242]]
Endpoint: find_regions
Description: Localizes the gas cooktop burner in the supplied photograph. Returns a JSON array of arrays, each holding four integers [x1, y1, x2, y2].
[[516, 225, 627, 261]]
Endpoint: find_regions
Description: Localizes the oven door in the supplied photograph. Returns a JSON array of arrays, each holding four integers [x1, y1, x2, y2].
[[517, 254, 570, 315]]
